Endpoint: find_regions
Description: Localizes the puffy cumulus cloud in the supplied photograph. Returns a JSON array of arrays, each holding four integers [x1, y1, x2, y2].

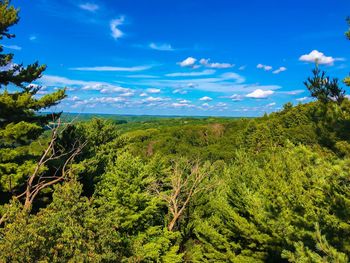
[[299, 50, 341, 65], [166, 69, 215, 77], [149, 43, 174, 51], [246, 89, 274, 99], [199, 96, 213, 102], [110, 16, 125, 40], [200, 58, 234, 69], [178, 57, 197, 67], [273, 67, 287, 74], [146, 88, 161, 94], [257, 64, 273, 71], [79, 3, 99, 12]]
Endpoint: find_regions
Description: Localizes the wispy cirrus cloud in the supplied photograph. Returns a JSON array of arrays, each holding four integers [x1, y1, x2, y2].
[[2, 44, 22, 50], [273, 67, 287, 74], [70, 65, 152, 72], [38, 75, 133, 95], [110, 16, 125, 40], [149, 42, 174, 51], [165, 69, 215, 77], [79, 3, 99, 12]]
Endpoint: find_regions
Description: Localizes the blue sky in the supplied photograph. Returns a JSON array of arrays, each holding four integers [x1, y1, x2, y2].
[[4, 0, 350, 116]]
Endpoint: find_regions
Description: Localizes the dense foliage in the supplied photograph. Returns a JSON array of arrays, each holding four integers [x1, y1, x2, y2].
[[1, 1, 350, 262], [0, 0, 66, 198]]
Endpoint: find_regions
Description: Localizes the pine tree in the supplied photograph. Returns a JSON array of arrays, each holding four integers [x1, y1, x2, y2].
[[0, 0, 66, 193], [304, 66, 345, 105]]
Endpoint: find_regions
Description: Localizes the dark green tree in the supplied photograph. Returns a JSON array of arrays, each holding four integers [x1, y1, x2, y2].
[[0, 0, 66, 194], [304, 66, 345, 105]]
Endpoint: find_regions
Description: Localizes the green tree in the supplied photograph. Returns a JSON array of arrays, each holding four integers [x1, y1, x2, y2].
[[304, 66, 345, 105], [0, 0, 66, 194]]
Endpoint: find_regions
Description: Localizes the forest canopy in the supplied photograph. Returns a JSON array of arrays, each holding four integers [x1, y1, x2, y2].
[[1, 1, 350, 262]]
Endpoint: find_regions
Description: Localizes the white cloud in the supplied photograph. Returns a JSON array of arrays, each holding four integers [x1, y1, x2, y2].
[[173, 89, 188, 94], [178, 99, 191, 103], [257, 64, 273, 71], [39, 75, 89, 86], [273, 67, 287, 74], [140, 92, 148, 97], [267, 102, 276, 107], [299, 50, 340, 65], [239, 65, 246, 70], [149, 42, 174, 51], [127, 74, 158, 78], [246, 89, 274, 99], [2, 44, 22, 50], [199, 96, 213, 102], [29, 35, 37, 41], [119, 91, 135, 97], [172, 102, 192, 108], [39, 76, 134, 96], [146, 88, 161, 94], [79, 3, 99, 12], [221, 72, 245, 84], [296, 97, 309, 102], [178, 57, 197, 67], [166, 69, 215, 77], [70, 65, 151, 72], [144, 96, 168, 102], [200, 58, 234, 69], [81, 84, 133, 95], [92, 97, 126, 103], [229, 94, 244, 101], [66, 96, 80, 101], [281, 90, 305, 95], [110, 16, 125, 40]]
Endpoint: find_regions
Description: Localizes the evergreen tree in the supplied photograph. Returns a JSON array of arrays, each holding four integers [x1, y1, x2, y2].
[[0, 0, 66, 193], [304, 66, 345, 105]]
